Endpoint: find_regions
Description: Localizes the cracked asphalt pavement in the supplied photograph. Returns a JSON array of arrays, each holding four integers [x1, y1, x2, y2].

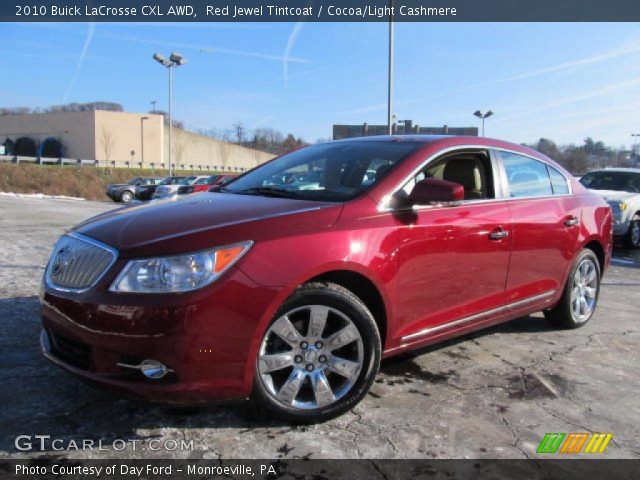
[[1, 195, 639, 459]]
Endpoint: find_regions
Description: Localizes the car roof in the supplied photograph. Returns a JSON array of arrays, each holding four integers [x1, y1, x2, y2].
[[589, 167, 640, 173], [333, 134, 457, 143]]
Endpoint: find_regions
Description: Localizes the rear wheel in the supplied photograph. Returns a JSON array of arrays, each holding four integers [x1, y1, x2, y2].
[[544, 249, 600, 329], [120, 190, 134, 203], [625, 216, 640, 249], [252, 282, 381, 423]]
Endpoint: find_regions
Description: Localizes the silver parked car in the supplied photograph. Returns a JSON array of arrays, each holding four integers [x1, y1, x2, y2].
[[152, 175, 208, 200], [580, 168, 640, 248]]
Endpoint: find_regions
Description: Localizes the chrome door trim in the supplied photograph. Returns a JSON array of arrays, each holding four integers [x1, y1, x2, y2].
[[400, 289, 556, 342]]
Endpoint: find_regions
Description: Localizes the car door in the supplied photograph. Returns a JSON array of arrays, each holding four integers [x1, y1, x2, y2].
[[496, 149, 580, 305], [395, 148, 512, 341]]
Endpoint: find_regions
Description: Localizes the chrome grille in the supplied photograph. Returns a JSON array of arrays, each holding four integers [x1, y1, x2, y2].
[[46, 233, 117, 292]]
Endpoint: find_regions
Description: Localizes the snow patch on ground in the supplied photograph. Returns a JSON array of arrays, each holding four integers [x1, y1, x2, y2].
[[0, 191, 86, 201]]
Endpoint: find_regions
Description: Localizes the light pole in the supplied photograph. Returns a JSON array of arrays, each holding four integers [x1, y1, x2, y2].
[[632, 134, 640, 161], [140, 116, 148, 166], [153, 52, 188, 176], [473, 110, 494, 136], [150, 100, 157, 112], [387, 0, 394, 135]]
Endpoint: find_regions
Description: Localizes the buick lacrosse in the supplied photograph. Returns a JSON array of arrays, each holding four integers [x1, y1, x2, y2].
[[41, 135, 612, 422]]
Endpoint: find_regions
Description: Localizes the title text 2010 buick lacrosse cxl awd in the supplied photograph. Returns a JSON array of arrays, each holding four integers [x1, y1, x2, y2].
[[41, 136, 612, 422]]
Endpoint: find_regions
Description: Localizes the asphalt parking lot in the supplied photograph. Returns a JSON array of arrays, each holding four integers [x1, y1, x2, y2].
[[1, 195, 639, 460]]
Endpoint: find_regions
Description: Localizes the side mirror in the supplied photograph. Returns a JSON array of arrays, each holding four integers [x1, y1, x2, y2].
[[390, 178, 464, 209]]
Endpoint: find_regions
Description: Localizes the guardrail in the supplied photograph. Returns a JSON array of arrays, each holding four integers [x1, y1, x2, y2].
[[0, 155, 248, 172]]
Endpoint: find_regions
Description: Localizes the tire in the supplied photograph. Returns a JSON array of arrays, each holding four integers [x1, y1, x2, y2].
[[544, 249, 601, 329], [252, 282, 381, 423], [625, 216, 640, 249], [120, 190, 134, 203]]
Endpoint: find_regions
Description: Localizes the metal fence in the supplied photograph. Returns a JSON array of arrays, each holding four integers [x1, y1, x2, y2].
[[0, 155, 248, 173]]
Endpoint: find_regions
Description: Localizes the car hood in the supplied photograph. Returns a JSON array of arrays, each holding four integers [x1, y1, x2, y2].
[[73, 192, 342, 257], [589, 189, 637, 202], [107, 183, 130, 189]]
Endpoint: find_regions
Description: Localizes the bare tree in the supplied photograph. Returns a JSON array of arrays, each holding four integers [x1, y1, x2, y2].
[[217, 137, 232, 171], [233, 122, 245, 144], [173, 137, 187, 169], [99, 126, 116, 161]]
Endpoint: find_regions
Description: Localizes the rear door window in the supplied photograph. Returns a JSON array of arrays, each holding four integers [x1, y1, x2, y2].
[[499, 151, 553, 198]]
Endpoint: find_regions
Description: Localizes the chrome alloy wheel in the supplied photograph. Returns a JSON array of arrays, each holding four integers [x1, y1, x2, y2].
[[570, 258, 598, 322], [258, 305, 364, 410]]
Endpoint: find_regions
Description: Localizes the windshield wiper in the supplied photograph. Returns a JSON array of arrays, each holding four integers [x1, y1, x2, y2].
[[237, 187, 303, 198]]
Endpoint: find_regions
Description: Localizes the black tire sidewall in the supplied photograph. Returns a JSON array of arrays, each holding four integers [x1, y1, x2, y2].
[[628, 218, 640, 248], [252, 284, 381, 423]]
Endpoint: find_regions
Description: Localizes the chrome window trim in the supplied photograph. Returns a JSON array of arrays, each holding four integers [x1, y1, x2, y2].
[[44, 232, 119, 294], [378, 144, 573, 212], [400, 289, 556, 342]]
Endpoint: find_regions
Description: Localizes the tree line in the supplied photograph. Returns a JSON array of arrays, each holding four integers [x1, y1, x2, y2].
[[526, 137, 634, 174]]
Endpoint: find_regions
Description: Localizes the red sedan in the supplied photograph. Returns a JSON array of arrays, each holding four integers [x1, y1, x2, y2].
[[176, 174, 236, 195], [40, 136, 612, 422]]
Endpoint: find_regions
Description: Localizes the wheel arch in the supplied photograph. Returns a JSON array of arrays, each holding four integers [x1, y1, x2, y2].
[[306, 269, 388, 350], [582, 238, 606, 274]]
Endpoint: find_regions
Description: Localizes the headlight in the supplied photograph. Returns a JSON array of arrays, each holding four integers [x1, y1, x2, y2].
[[110, 241, 253, 293]]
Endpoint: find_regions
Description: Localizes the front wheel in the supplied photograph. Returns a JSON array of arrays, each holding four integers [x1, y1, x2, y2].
[[120, 190, 134, 203], [252, 282, 381, 423], [544, 249, 601, 329]]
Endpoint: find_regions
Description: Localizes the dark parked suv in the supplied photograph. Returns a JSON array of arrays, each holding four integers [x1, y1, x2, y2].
[[106, 177, 161, 203]]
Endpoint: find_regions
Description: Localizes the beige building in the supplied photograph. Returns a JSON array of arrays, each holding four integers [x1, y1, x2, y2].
[[0, 110, 274, 171]]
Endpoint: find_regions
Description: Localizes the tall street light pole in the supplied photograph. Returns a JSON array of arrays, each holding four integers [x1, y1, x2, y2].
[[387, 1, 394, 135], [140, 116, 148, 166], [632, 134, 640, 160], [153, 52, 188, 176], [473, 110, 494, 136]]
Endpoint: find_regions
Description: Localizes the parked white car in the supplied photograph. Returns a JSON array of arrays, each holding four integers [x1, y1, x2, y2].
[[579, 168, 640, 248], [152, 175, 209, 200]]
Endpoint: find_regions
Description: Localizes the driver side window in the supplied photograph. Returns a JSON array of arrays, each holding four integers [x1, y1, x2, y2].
[[402, 150, 495, 200]]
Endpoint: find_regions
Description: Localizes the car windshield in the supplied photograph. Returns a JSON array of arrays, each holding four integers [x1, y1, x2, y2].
[[195, 176, 215, 185], [580, 171, 640, 193], [160, 177, 184, 185], [127, 178, 141, 185], [222, 141, 420, 201], [180, 176, 198, 185]]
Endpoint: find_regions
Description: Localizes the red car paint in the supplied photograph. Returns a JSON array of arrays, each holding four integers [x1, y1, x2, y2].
[[40, 136, 612, 404]]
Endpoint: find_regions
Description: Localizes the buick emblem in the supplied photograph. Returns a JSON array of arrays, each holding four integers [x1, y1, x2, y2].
[[52, 247, 72, 275]]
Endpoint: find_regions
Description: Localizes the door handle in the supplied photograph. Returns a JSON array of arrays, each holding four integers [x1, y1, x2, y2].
[[489, 228, 509, 240], [564, 216, 579, 227]]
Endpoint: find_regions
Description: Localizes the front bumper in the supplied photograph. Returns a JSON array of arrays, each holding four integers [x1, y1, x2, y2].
[[41, 268, 279, 405]]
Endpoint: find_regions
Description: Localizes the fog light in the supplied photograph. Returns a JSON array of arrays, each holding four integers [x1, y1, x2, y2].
[[140, 360, 170, 379], [117, 359, 172, 379]]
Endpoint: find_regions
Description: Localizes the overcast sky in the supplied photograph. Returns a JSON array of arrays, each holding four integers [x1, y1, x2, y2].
[[2, 22, 640, 147]]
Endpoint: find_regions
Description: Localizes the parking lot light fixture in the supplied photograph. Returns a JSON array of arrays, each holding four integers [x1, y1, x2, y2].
[[473, 110, 494, 136], [152, 52, 188, 176]]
